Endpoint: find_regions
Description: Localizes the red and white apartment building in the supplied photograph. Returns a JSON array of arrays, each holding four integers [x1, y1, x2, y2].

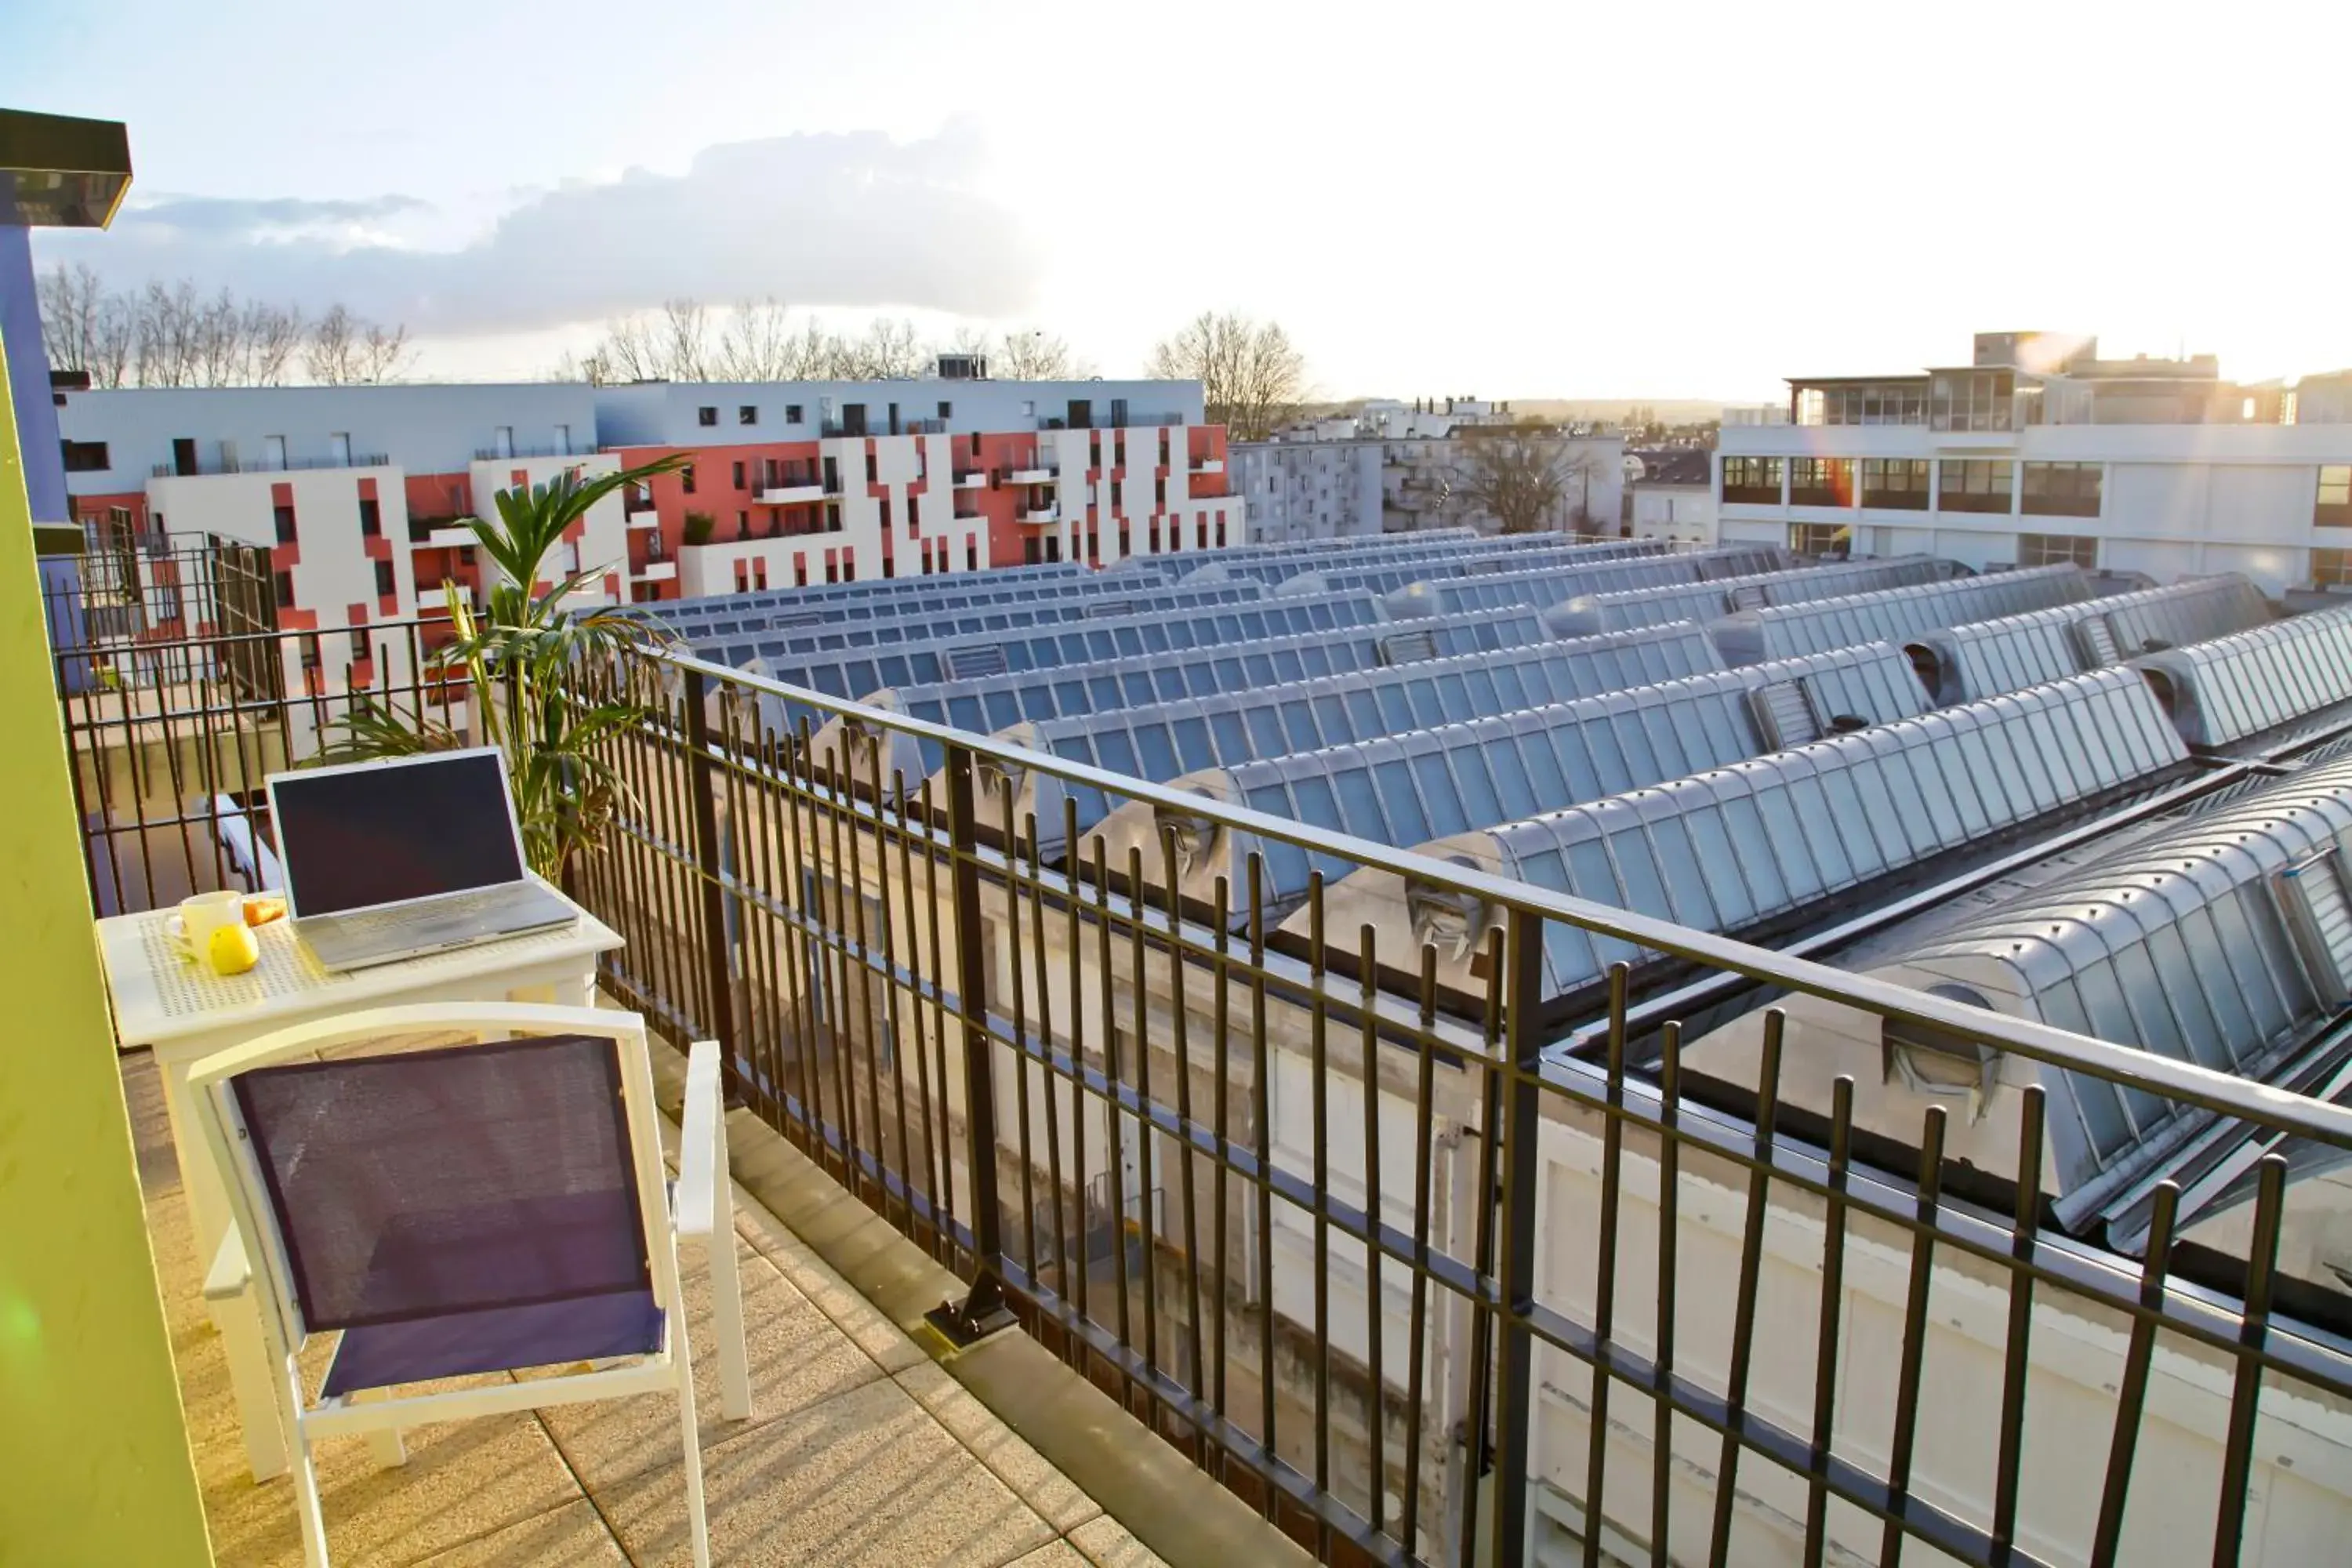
[[53, 365, 1242, 675]]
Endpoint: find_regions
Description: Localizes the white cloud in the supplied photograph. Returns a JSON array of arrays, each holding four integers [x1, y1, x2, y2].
[[39, 124, 1040, 335]]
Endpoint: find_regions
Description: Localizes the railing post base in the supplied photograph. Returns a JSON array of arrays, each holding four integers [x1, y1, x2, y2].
[[924, 1275, 1018, 1348]]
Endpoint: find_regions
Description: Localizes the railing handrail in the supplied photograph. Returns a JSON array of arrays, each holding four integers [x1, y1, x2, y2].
[[652, 641, 2352, 1151]]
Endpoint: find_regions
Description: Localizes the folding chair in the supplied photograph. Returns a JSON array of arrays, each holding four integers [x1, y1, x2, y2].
[[191, 1001, 749, 1568]]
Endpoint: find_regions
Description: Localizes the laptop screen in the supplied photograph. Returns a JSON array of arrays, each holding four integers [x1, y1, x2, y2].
[[273, 751, 526, 916]]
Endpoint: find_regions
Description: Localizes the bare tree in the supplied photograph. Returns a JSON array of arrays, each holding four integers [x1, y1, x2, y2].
[[355, 321, 414, 384], [1450, 434, 1570, 535], [993, 328, 1089, 379], [1144, 310, 1306, 440], [38, 262, 134, 387], [715, 297, 799, 381], [244, 300, 307, 386]]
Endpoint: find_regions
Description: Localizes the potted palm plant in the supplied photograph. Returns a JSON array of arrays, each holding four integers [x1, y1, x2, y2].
[[318, 456, 687, 883]]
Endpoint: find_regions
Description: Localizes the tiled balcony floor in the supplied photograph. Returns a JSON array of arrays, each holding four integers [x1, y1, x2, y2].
[[123, 1049, 1170, 1567]]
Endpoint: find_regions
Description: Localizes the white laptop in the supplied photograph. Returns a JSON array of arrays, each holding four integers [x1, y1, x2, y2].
[[266, 747, 577, 972]]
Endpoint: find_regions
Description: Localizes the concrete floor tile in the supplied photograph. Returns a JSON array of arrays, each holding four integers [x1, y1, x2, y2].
[[1005, 1544, 1091, 1568], [589, 1376, 1056, 1568], [199, 1404, 588, 1568], [533, 1235, 884, 1489], [407, 1498, 629, 1566], [1067, 1515, 1173, 1568], [897, 1363, 1102, 1535], [735, 1206, 927, 1374]]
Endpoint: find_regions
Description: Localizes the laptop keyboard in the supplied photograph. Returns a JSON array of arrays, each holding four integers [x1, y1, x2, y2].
[[314, 887, 514, 941]]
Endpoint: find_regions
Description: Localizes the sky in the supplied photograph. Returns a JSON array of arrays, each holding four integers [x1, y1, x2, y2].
[[8, 0, 2350, 401]]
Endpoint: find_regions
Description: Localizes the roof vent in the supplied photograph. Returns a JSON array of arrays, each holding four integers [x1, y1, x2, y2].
[[1882, 983, 2002, 1117], [1083, 600, 1138, 619], [1748, 681, 1822, 748], [945, 645, 1008, 681], [2276, 850, 2352, 1005], [1379, 630, 1440, 666], [2071, 615, 2122, 666]]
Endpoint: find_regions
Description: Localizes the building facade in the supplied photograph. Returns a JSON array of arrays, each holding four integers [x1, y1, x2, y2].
[[1624, 448, 1716, 548], [1232, 430, 1626, 543], [1715, 329, 2352, 592], [53, 371, 1243, 659]]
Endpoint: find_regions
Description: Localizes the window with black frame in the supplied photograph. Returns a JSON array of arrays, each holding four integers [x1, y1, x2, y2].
[[2021, 461, 2103, 517]]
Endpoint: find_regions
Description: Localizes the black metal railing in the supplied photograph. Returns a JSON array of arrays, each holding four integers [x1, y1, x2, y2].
[[50, 623, 2352, 1566], [151, 452, 389, 478], [561, 649, 2352, 1568]]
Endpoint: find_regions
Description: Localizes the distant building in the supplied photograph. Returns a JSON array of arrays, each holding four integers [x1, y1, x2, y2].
[[1625, 448, 1715, 547], [1232, 426, 1625, 542], [54, 370, 1243, 674], [1715, 328, 2352, 591]]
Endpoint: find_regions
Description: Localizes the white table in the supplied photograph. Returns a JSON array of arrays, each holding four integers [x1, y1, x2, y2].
[[96, 888, 622, 1479]]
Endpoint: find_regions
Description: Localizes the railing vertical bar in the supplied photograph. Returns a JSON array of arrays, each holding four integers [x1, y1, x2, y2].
[[840, 750, 889, 1221], [1000, 790, 1036, 1285], [1307, 872, 1333, 1548], [2212, 1156, 2286, 1568], [1356, 924, 1388, 1539], [1209, 873, 1233, 1437], [1065, 804, 1092, 1332], [1581, 963, 1632, 1568], [1164, 831, 1207, 1443], [929, 743, 1013, 1341], [922, 774, 959, 1261], [2088, 1182, 2179, 1568], [1708, 1010, 1785, 1568], [1878, 1105, 1949, 1568], [1650, 1020, 1682, 1568], [680, 667, 743, 1101], [1454, 926, 1507, 1568], [1033, 809, 1069, 1312], [1124, 845, 1163, 1399], [872, 752, 916, 1233], [1398, 943, 1439, 1558], [1098, 834, 1134, 1398], [1989, 1086, 2047, 1564], [1490, 909, 1547, 1568], [1802, 1076, 1857, 1568], [1247, 852, 1279, 1521]]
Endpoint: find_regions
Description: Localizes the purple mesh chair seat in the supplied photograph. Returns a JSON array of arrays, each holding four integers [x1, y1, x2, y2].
[[233, 1033, 665, 1400], [321, 1287, 663, 1397]]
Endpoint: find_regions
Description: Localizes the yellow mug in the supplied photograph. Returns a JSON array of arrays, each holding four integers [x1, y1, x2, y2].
[[177, 890, 246, 955]]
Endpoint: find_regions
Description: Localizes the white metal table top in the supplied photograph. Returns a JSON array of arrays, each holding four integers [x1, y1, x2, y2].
[[96, 886, 622, 1047]]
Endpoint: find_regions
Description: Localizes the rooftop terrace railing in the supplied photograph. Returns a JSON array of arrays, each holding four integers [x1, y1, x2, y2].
[[51, 619, 2352, 1566]]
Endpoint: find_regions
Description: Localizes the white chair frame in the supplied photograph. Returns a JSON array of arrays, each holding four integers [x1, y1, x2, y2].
[[191, 1000, 749, 1568]]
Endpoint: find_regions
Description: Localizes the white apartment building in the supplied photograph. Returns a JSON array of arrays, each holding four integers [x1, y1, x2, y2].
[[1232, 430, 1627, 543], [1715, 329, 2352, 593], [1624, 448, 1715, 547]]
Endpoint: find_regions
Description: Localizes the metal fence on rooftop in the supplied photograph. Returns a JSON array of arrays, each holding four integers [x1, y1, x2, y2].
[[46, 609, 2352, 1567]]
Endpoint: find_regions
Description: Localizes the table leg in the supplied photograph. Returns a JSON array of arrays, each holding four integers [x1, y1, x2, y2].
[[160, 1051, 234, 1286], [207, 1271, 289, 1482]]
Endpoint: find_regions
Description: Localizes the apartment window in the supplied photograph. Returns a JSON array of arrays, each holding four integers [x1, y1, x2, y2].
[[374, 560, 396, 597], [2314, 549, 2352, 586], [1720, 456, 1784, 504], [865, 452, 879, 484], [1788, 458, 1856, 507], [682, 464, 696, 495], [785, 403, 804, 423], [1860, 458, 1930, 510], [1025, 538, 1041, 564], [826, 555, 840, 584], [736, 510, 750, 539], [967, 541, 978, 572], [734, 561, 750, 593], [2318, 465, 2352, 527], [826, 503, 841, 533], [754, 558, 768, 590], [1930, 370, 2015, 433], [274, 570, 296, 608], [880, 498, 892, 530], [1155, 475, 1167, 506], [358, 497, 381, 536], [938, 401, 953, 419], [1087, 531, 1101, 564], [731, 461, 746, 489], [698, 406, 718, 426], [2019, 532, 2098, 568], [60, 440, 108, 472], [1788, 521, 1853, 557], [1937, 459, 2014, 514], [1803, 383, 1929, 427], [2021, 461, 2102, 517], [274, 503, 298, 543], [1118, 527, 1131, 556], [795, 560, 808, 588], [350, 630, 370, 662], [739, 405, 757, 426], [906, 495, 920, 530], [1111, 479, 1123, 510]]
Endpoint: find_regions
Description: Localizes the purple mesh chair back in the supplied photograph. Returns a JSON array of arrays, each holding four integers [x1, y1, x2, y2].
[[233, 1034, 652, 1332]]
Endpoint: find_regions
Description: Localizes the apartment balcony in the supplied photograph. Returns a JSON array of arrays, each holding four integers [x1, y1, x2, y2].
[[152, 452, 391, 479], [756, 481, 829, 506], [404, 518, 477, 549], [635, 558, 677, 581], [954, 470, 989, 489], [1194, 456, 1225, 474], [626, 510, 661, 530], [1020, 506, 1060, 524], [1006, 465, 1057, 485], [48, 611, 2352, 1568]]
